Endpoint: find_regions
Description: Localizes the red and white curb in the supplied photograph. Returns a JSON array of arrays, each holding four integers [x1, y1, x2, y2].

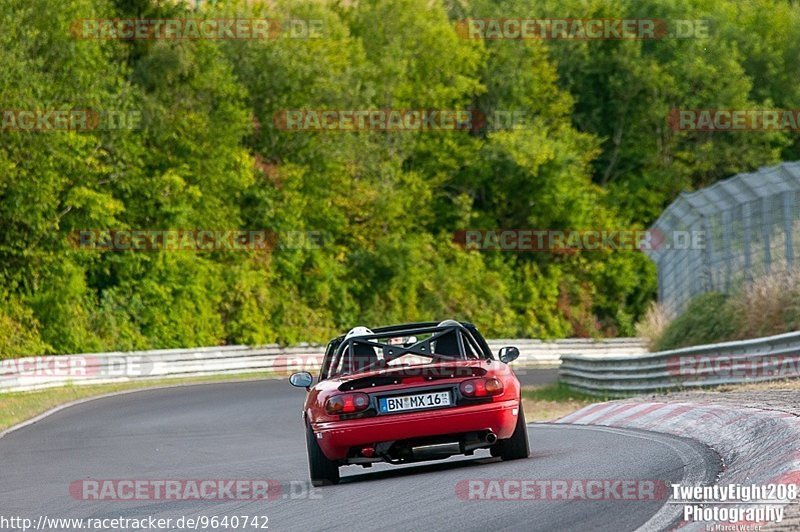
[[555, 401, 800, 530]]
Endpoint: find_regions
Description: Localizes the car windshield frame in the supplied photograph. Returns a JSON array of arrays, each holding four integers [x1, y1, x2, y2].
[[319, 322, 489, 380]]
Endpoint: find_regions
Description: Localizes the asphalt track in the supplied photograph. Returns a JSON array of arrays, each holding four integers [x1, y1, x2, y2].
[[0, 378, 719, 532]]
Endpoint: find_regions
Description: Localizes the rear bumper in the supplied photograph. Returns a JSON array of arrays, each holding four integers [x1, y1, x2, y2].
[[311, 399, 520, 460]]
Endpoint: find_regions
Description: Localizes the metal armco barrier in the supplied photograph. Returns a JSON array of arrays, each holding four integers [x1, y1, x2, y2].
[[0, 338, 645, 393], [560, 330, 800, 396]]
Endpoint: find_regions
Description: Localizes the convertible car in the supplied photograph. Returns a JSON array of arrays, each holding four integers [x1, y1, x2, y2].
[[289, 320, 529, 486]]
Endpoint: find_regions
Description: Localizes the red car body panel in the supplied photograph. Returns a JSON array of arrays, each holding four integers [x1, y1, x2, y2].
[[303, 360, 521, 461]]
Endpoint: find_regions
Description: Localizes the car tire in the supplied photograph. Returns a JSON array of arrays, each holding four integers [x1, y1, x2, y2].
[[492, 402, 530, 460], [306, 423, 340, 486]]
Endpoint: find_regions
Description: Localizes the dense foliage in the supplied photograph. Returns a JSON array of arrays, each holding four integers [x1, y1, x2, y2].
[[653, 293, 736, 351], [0, 0, 795, 356]]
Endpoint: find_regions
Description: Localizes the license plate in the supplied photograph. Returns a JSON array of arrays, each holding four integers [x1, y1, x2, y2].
[[379, 391, 451, 413]]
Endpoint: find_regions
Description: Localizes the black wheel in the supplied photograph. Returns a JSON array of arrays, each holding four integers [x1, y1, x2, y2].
[[306, 423, 340, 486], [492, 402, 530, 460]]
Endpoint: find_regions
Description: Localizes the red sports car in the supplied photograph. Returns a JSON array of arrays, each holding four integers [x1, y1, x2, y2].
[[289, 320, 529, 486]]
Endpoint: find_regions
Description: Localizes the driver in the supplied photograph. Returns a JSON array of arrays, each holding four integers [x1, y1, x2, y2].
[[344, 326, 379, 373], [433, 319, 462, 357]]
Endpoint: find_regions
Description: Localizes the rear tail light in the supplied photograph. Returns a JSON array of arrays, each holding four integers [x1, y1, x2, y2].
[[325, 392, 371, 415], [460, 378, 503, 398]]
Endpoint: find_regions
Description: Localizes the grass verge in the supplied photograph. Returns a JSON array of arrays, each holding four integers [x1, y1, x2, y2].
[[672, 378, 800, 394], [521, 382, 602, 422], [702, 379, 800, 393], [0, 372, 282, 433]]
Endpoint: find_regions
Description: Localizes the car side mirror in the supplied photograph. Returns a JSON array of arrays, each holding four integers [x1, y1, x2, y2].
[[289, 371, 313, 389], [498, 346, 520, 364]]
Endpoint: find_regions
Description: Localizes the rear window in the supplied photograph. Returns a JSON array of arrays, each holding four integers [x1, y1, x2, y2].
[[326, 327, 483, 378]]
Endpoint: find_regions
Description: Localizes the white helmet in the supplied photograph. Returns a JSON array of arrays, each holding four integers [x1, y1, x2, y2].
[[345, 326, 374, 340]]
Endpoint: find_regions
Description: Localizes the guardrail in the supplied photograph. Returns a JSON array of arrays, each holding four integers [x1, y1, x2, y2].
[[0, 338, 646, 393], [560, 330, 800, 396]]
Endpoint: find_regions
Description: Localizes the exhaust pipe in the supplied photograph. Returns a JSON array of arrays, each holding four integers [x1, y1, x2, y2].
[[411, 442, 461, 459], [463, 431, 498, 454]]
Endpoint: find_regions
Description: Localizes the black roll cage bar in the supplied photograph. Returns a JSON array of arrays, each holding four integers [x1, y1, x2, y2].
[[320, 322, 489, 380]]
